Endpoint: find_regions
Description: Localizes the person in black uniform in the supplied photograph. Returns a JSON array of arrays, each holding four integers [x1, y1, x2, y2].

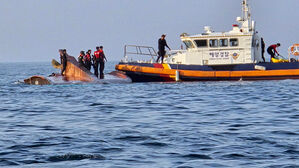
[[98, 46, 107, 79], [261, 38, 266, 62], [92, 54, 97, 76], [93, 46, 100, 78], [78, 51, 85, 67], [60, 49, 67, 76], [156, 34, 171, 63], [84, 50, 92, 71]]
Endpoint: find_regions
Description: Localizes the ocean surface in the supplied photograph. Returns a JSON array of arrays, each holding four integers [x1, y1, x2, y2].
[[0, 62, 298, 168]]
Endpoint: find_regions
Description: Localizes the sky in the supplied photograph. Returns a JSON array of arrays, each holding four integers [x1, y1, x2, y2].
[[0, 0, 298, 63]]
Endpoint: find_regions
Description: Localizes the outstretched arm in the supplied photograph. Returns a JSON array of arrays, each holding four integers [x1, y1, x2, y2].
[[274, 48, 279, 55], [103, 53, 107, 62], [165, 42, 171, 50]]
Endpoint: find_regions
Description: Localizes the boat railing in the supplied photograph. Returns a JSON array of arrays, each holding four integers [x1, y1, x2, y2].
[[122, 45, 158, 63]]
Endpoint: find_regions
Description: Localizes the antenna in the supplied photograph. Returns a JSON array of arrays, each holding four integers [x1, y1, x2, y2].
[[239, 0, 253, 32], [242, 0, 250, 21]]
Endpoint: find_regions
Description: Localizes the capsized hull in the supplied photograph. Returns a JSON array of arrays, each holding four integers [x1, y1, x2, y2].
[[24, 55, 131, 85], [115, 62, 299, 82], [24, 72, 131, 85]]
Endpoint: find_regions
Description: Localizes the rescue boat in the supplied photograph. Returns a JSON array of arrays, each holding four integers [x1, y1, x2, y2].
[[116, 0, 299, 82]]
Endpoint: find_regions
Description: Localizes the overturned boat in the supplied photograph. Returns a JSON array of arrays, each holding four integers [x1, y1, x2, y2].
[[24, 55, 131, 85], [116, 0, 299, 82]]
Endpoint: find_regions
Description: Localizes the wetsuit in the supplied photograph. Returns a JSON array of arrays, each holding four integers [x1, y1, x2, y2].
[[78, 55, 84, 67], [92, 55, 97, 76], [98, 49, 106, 79], [60, 53, 67, 75], [261, 39, 265, 62], [156, 38, 170, 63], [267, 44, 279, 61], [94, 51, 100, 78], [84, 54, 92, 71]]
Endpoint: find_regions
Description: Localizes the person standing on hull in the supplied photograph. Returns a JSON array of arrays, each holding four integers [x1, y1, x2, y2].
[[92, 54, 97, 75], [84, 50, 92, 71], [98, 46, 107, 79], [78, 51, 85, 67], [267, 43, 281, 62], [261, 38, 266, 62], [60, 49, 67, 76], [93, 46, 100, 78], [156, 34, 171, 64]]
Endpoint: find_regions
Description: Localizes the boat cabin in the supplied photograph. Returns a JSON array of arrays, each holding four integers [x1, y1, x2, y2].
[[167, 0, 264, 65]]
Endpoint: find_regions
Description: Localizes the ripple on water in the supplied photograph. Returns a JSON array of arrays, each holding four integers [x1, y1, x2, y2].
[[47, 153, 105, 162], [115, 135, 155, 142], [0, 159, 19, 166], [271, 130, 298, 136], [182, 154, 213, 160], [140, 141, 168, 147]]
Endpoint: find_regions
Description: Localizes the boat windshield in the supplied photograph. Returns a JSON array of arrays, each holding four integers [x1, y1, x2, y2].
[[183, 40, 194, 49]]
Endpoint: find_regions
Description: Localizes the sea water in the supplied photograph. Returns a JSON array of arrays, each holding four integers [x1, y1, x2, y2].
[[0, 62, 298, 168]]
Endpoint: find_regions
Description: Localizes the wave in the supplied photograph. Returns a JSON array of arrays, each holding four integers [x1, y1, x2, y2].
[[47, 153, 105, 162]]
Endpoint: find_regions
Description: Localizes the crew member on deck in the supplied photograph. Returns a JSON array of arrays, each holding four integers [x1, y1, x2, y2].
[[60, 49, 67, 76], [94, 46, 100, 78], [267, 43, 280, 62], [156, 34, 171, 64], [84, 50, 92, 71], [78, 51, 85, 67], [261, 38, 265, 62], [98, 46, 107, 79]]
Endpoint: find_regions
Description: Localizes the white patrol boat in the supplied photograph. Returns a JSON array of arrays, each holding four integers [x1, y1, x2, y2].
[[116, 0, 299, 82]]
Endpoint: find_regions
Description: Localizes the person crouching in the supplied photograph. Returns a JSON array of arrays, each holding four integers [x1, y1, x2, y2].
[[267, 43, 281, 62]]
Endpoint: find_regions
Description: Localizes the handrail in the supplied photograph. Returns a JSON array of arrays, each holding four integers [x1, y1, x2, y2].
[[124, 45, 158, 58]]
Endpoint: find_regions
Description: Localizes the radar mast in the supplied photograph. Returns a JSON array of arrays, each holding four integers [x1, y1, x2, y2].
[[238, 0, 254, 33]]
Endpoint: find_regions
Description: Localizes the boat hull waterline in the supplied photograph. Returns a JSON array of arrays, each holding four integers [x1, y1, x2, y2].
[[116, 62, 299, 82]]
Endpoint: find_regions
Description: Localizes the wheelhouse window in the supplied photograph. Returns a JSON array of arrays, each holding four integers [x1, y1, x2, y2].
[[230, 38, 239, 47], [219, 39, 228, 47], [209, 39, 218, 47], [183, 40, 194, 49], [195, 40, 207, 48]]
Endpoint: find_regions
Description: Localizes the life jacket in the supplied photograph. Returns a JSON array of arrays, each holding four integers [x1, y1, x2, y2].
[[99, 49, 104, 60], [78, 54, 84, 65], [94, 50, 100, 59], [85, 54, 91, 62], [78, 54, 84, 60]]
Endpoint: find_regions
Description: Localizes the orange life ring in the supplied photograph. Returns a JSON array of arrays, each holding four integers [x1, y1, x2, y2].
[[290, 44, 299, 56]]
